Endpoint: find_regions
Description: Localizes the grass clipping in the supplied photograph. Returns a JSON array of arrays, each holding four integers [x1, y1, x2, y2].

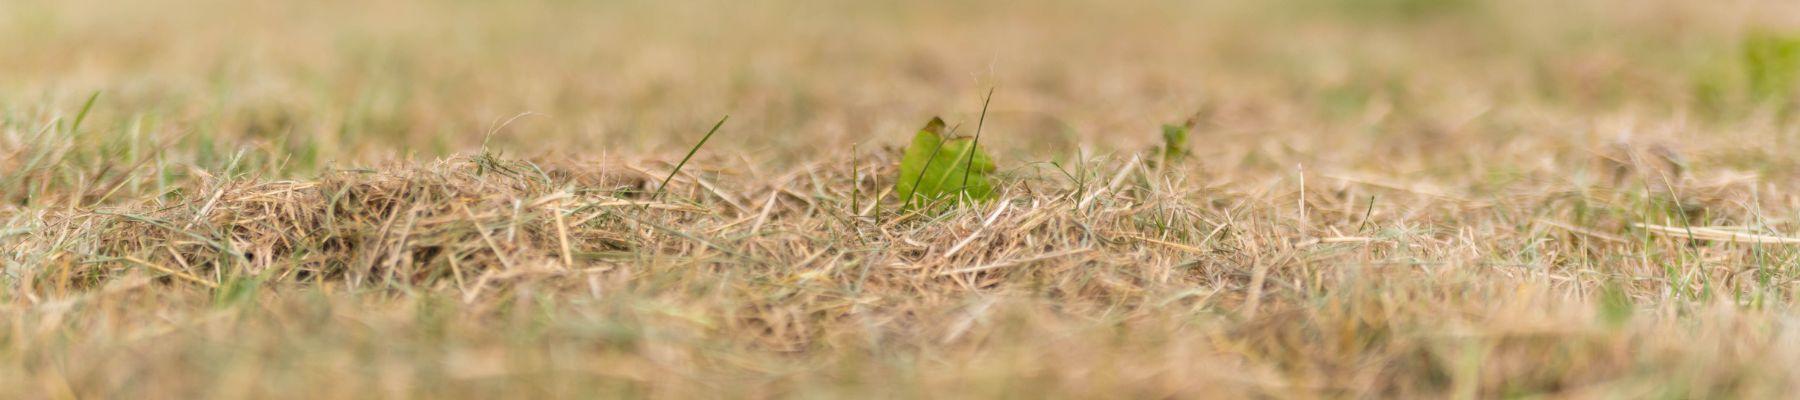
[[894, 117, 997, 207]]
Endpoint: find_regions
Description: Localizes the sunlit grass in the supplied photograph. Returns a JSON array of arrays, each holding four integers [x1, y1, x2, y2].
[[5, 0, 1800, 398]]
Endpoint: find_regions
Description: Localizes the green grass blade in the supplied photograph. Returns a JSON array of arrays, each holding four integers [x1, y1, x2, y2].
[[654, 115, 729, 200]]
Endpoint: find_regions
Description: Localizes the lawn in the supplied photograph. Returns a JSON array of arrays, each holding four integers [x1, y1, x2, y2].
[[6, 0, 1800, 398]]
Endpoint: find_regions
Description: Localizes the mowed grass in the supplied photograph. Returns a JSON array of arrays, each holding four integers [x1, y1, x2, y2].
[[8, 0, 1800, 398]]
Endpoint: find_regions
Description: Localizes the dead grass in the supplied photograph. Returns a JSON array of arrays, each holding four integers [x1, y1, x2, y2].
[[8, 0, 1800, 398]]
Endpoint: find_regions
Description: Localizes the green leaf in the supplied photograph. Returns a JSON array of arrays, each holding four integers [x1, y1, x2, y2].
[[895, 117, 997, 207], [1160, 123, 1190, 165]]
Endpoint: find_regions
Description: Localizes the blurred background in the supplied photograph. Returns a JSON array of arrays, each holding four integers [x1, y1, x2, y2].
[[3, 0, 1798, 174]]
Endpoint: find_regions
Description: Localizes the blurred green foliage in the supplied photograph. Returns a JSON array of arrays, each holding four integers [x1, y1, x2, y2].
[[1694, 32, 1800, 117], [1160, 123, 1191, 167], [1322, 0, 1477, 20], [1743, 33, 1800, 102]]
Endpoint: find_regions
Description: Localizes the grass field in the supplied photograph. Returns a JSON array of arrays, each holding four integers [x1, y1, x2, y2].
[[9, 0, 1800, 398]]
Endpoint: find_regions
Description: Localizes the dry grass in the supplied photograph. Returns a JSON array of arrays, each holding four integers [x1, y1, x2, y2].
[[8, 0, 1800, 398]]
